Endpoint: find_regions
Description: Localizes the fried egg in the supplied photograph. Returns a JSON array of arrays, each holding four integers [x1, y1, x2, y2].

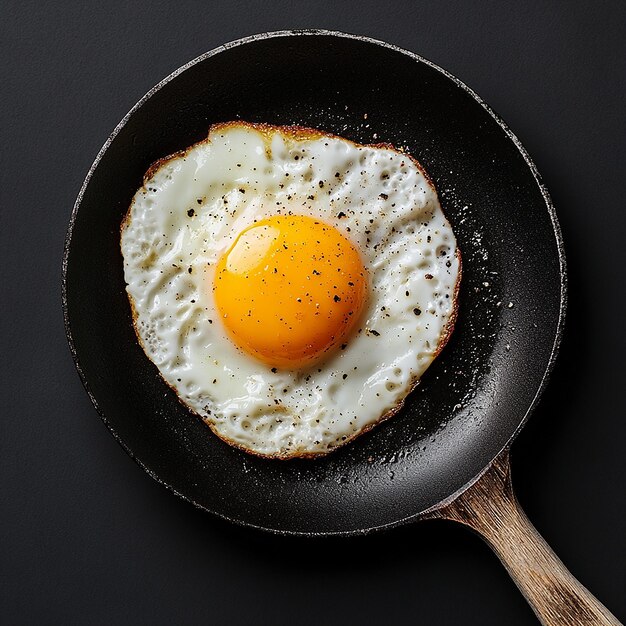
[[121, 122, 460, 458]]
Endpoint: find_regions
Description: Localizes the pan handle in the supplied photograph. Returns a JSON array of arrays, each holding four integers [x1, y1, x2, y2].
[[425, 450, 622, 625]]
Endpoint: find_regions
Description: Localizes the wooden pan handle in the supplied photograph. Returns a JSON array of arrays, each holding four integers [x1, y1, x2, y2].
[[426, 451, 621, 625]]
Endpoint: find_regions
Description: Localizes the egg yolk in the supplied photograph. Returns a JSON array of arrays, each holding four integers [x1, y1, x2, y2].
[[213, 215, 367, 369]]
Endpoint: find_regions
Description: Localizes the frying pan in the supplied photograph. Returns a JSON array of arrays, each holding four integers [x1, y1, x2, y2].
[[62, 31, 621, 625]]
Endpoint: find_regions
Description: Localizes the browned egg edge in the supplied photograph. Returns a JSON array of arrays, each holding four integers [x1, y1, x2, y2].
[[120, 120, 463, 460]]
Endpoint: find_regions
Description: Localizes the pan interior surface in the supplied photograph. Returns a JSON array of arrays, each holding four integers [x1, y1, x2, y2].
[[64, 32, 564, 535]]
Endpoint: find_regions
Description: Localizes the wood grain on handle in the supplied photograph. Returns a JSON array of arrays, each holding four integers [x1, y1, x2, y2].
[[426, 451, 622, 625]]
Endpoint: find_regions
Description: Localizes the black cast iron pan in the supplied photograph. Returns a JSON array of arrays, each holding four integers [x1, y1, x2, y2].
[[62, 31, 621, 624]]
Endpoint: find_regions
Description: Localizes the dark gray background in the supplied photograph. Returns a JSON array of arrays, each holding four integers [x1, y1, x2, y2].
[[2, 1, 625, 624]]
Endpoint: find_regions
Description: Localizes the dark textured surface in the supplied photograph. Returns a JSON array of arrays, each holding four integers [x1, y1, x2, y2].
[[2, 1, 625, 624]]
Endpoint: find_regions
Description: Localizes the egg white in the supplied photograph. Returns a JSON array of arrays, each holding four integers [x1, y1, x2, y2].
[[121, 122, 460, 458]]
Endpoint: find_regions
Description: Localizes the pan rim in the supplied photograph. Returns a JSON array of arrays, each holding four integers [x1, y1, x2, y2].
[[61, 29, 567, 537]]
